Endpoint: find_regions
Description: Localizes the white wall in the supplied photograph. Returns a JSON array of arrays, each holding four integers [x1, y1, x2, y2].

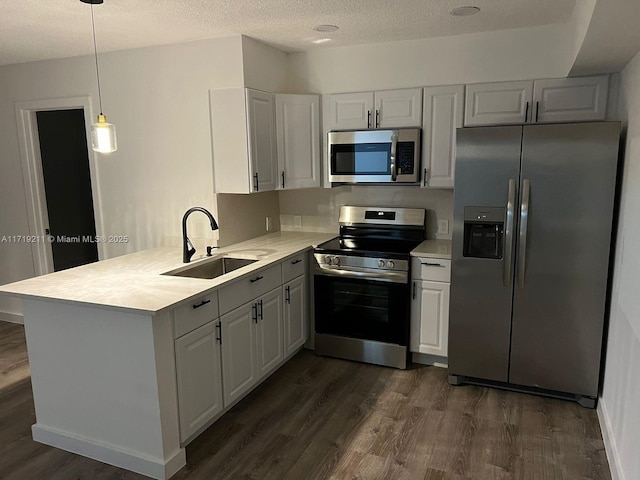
[[598, 49, 640, 480], [0, 36, 245, 317], [287, 24, 576, 94]]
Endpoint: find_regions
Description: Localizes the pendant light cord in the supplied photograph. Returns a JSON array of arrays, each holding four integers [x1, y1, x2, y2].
[[90, 3, 104, 116]]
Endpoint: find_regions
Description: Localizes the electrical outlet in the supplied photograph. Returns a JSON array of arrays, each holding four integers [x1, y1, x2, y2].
[[265, 216, 272, 231], [437, 219, 449, 235], [293, 215, 302, 228]]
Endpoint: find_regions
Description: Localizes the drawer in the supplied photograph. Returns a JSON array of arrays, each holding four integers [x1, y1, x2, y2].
[[219, 263, 282, 315], [282, 252, 308, 283], [174, 291, 219, 339], [411, 257, 451, 282]]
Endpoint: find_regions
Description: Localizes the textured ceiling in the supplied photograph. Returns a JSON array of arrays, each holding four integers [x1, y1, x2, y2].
[[0, 0, 577, 66]]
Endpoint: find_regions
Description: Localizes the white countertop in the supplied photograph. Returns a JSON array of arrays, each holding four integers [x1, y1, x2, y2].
[[411, 239, 452, 260], [0, 231, 335, 315]]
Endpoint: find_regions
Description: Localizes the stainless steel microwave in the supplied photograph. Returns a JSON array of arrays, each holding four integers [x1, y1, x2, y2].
[[328, 128, 421, 184]]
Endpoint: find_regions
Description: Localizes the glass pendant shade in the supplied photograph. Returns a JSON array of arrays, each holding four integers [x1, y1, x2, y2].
[[91, 114, 117, 153]]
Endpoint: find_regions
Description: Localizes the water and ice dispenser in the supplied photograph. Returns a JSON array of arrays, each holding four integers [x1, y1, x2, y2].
[[463, 207, 505, 259]]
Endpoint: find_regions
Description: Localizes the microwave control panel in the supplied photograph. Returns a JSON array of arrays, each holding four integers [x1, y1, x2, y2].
[[397, 142, 415, 175]]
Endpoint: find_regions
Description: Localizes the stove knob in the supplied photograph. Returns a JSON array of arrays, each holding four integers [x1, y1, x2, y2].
[[324, 255, 333, 265], [333, 257, 341, 266], [378, 259, 386, 268], [387, 260, 395, 269]]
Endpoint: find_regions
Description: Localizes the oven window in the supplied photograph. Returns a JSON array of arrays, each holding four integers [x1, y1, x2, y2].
[[332, 144, 391, 175], [314, 276, 409, 345]]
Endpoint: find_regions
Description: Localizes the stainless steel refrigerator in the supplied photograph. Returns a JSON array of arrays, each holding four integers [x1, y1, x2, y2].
[[448, 122, 620, 407]]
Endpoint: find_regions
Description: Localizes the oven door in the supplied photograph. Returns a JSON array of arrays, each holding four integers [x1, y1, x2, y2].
[[314, 272, 410, 345]]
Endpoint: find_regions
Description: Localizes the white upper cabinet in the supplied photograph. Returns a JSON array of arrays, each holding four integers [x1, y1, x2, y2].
[[275, 94, 321, 190], [464, 81, 533, 126], [210, 88, 277, 193], [532, 75, 609, 123], [464, 75, 609, 127], [325, 88, 422, 130], [421, 85, 464, 189], [325, 92, 373, 130], [375, 88, 423, 128]]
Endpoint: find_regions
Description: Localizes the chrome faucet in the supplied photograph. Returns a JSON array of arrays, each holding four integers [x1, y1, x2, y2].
[[182, 207, 219, 263]]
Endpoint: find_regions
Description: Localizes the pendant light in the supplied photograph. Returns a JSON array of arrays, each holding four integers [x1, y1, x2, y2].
[[81, 0, 117, 153]]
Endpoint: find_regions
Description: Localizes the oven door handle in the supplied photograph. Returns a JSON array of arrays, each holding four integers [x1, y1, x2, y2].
[[315, 265, 407, 284]]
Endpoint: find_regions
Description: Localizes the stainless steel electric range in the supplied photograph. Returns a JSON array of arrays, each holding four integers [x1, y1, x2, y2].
[[313, 205, 426, 369]]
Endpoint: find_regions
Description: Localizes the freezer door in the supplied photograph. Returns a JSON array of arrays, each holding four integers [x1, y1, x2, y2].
[[449, 126, 522, 382], [509, 122, 620, 396]]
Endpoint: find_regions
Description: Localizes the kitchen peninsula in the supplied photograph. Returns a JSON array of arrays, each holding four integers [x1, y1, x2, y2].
[[0, 231, 334, 480]]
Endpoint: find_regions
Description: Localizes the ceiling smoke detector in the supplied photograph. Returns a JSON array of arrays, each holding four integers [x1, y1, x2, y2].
[[313, 25, 339, 33], [450, 6, 481, 16]]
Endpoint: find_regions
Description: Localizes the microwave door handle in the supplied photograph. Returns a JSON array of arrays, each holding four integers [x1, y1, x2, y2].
[[390, 132, 398, 181]]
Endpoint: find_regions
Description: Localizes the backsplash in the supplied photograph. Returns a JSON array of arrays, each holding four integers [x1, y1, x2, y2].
[[216, 191, 281, 246], [279, 185, 453, 239]]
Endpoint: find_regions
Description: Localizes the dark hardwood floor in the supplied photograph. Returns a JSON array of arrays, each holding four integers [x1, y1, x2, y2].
[[0, 321, 611, 479]]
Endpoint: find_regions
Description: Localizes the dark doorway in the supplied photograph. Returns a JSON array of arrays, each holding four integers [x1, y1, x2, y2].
[[36, 109, 99, 271]]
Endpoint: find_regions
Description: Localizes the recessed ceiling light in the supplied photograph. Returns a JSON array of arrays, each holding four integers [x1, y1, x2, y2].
[[314, 25, 339, 33], [450, 6, 480, 16], [312, 38, 332, 44]]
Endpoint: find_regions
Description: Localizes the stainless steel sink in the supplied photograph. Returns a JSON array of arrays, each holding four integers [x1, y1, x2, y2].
[[162, 257, 257, 279]]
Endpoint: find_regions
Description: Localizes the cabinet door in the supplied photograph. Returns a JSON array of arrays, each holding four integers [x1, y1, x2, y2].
[[255, 288, 284, 379], [284, 275, 307, 357], [410, 280, 450, 357], [464, 81, 533, 126], [532, 75, 609, 124], [246, 89, 277, 192], [375, 88, 423, 128], [175, 321, 223, 441], [421, 85, 464, 188], [220, 303, 257, 406], [275, 94, 321, 190], [325, 92, 374, 130]]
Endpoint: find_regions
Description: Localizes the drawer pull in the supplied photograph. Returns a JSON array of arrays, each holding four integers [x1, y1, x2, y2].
[[422, 262, 444, 267], [192, 299, 211, 309], [250, 275, 264, 283], [291, 259, 302, 265]]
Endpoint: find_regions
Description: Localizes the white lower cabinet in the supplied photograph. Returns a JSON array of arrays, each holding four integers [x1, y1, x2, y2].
[[220, 302, 258, 407], [283, 275, 307, 357], [255, 288, 284, 378], [175, 255, 309, 444], [410, 280, 450, 356], [410, 257, 451, 360], [175, 321, 223, 441]]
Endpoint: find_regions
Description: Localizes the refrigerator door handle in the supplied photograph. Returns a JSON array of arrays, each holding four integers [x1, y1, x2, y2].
[[504, 179, 516, 287], [518, 179, 531, 287]]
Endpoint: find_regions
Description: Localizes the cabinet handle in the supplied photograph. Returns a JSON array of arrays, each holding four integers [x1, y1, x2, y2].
[[412, 281, 416, 300], [367, 110, 371, 129], [535, 101, 540, 123], [216, 321, 222, 344], [285, 285, 291, 304], [524, 101, 529, 123], [254, 172, 259, 192], [422, 262, 444, 267], [423, 168, 429, 187], [192, 299, 211, 309], [375, 109, 380, 128], [252, 303, 258, 323], [291, 259, 302, 265], [258, 299, 263, 320], [281, 171, 285, 189], [250, 275, 264, 283]]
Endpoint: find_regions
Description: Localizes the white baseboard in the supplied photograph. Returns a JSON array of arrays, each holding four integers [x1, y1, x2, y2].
[[32, 424, 186, 479], [0, 311, 24, 324], [412, 352, 448, 368], [597, 398, 623, 480]]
